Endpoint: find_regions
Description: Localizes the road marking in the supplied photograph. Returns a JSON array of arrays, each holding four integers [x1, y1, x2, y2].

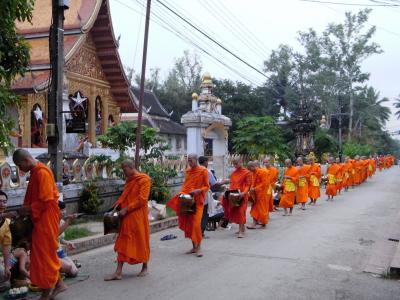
[[328, 264, 352, 272]]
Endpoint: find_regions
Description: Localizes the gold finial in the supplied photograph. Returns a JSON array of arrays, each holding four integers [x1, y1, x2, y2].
[[201, 72, 213, 88], [192, 93, 198, 100]]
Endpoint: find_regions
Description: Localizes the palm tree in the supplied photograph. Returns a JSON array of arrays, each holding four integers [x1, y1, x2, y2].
[[353, 87, 391, 136], [394, 95, 400, 119]]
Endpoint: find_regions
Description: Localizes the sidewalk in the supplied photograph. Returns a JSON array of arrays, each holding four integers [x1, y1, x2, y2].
[[68, 217, 178, 255]]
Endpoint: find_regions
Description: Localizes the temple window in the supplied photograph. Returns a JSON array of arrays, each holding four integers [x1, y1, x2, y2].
[[95, 96, 102, 135], [108, 114, 115, 127], [31, 103, 45, 148]]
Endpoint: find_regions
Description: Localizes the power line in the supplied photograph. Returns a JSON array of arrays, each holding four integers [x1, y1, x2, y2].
[[148, 0, 265, 85], [299, 0, 400, 6], [112, 0, 264, 85], [155, 0, 269, 79], [132, 0, 266, 85], [198, 0, 267, 63], [214, 0, 271, 55], [159, 0, 264, 77], [318, 2, 400, 38]]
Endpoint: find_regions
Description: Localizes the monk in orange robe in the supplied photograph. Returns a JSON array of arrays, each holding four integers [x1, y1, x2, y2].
[[342, 157, 352, 191], [368, 157, 374, 177], [308, 158, 321, 205], [105, 159, 151, 281], [263, 157, 279, 212], [349, 158, 356, 188], [167, 154, 209, 257], [335, 157, 344, 194], [13, 149, 63, 300], [353, 156, 362, 186], [378, 156, 384, 171], [326, 157, 340, 201], [221, 158, 251, 238], [279, 159, 298, 216], [247, 161, 270, 229], [296, 157, 310, 210]]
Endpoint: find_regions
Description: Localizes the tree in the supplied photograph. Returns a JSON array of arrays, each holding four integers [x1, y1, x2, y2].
[[317, 9, 382, 140], [98, 122, 176, 202], [394, 95, 400, 119], [232, 116, 289, 158], [97, 121, 166, 158], [314, 128, 338, 160], [0, 0, 34, 154], [157, 50, 203, 122]]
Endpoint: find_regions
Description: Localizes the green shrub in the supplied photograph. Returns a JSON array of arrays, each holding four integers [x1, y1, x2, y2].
[[64, 227, 93, 241], [79, 181, 103, 214]]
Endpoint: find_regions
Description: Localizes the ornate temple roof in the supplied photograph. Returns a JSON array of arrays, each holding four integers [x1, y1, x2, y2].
[[12, 0, 135, 113], [130, 87, 186, 135]]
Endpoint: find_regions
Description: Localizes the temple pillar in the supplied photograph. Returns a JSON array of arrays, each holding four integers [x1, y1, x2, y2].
[[88, 85, 96, 145], [102, 96, 109, 134]]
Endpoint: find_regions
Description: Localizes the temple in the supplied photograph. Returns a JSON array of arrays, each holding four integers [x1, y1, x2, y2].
[[122, 87, 187, 156], [11, 0, 135, 151]]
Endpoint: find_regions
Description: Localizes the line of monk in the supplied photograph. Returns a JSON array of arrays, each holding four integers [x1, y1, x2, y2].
[[8, 149, 396, 299]]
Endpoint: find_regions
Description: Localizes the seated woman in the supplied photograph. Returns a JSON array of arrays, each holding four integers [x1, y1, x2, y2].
[[9, 241, 30, 284], [58, 202, 79, 278], [207, 200, 224, 231]]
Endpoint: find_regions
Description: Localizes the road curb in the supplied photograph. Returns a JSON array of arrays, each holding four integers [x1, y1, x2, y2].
[[68, 216, 178, 255]]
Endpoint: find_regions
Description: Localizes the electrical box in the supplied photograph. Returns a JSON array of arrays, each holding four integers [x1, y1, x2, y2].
[[46, 124, 57, 137]]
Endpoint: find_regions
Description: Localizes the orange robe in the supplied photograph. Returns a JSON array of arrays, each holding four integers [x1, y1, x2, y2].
[[23, 163, 61, 289], [354, 160, 362, 185], [296, 164, 310, 204], [279, 166, 298, 208], [222, 167, 251, 225], [114, 173, 151, 265], [326, 163, 340, 197], [342, 162, 352, 188], [336, 163, 344, 192], [250, 168, 270, 224], [167, 166, 209, 245], [266, 166, 279, 212], [368, 159, 374, 178], [308, 163, 321, 200], [378, 157, 383, 171]]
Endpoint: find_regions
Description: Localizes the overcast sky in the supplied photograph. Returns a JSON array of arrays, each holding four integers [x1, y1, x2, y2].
[[109, 0, 400, 135]]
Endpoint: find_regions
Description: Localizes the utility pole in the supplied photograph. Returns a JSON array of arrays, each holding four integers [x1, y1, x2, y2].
[[134, 0, 151, 169], [331, 95, 348, 162], [48, 0, 68, 182]]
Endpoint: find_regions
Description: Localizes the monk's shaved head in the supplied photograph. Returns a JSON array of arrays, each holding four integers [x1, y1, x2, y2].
[[232, 157, 243, 169], [13, 149, 33, 163], [188, 153, 198, 160], [284, 159, 292, 167], [13, 149, 36, 172], [121, 159, 135, 169], [232, 157, 241, 164], [263, 156, 271, 168], [187, 153, 199, 168], [247, 161, 257, 172], [121, 159, 137, 177], [297, 157, 303, 165]]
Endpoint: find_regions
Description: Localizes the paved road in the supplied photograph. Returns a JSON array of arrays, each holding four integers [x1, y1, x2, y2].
[[61, 167, 400, 300]]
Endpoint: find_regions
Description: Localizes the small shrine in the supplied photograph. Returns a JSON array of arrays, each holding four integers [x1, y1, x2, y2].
[[181, 73, 231, 178]]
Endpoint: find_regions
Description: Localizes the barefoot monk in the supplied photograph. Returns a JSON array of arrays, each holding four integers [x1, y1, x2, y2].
[[279, 159, 298, 216], [167, 154, 209, 257], [221, 158, 251, 238], [105, 159, 151, 281], [247, 162, 270, 229], [12, 149, 63, 300]]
